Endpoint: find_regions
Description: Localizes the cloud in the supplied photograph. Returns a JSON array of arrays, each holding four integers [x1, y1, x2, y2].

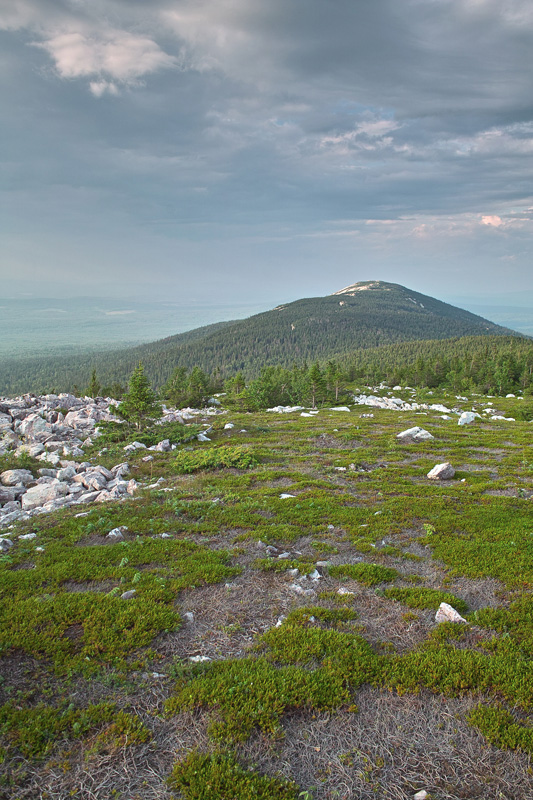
[[482, 215, 503, 227], [34, 29, 176, 90]]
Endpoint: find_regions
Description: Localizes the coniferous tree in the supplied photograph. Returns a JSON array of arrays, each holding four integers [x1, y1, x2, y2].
[[115, 363, 162, 430], [86, 368, 101, 398]]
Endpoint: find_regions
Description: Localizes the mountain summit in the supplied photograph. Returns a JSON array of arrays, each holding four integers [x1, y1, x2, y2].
[[99, 280, 516, 381], [0, 281, 519, 394]]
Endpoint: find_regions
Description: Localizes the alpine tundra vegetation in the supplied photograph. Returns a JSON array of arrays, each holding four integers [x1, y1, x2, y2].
[[1, 368, 533, 799]]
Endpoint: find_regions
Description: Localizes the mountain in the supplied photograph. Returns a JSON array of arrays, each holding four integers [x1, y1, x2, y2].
[[0, 281, 520, 395]]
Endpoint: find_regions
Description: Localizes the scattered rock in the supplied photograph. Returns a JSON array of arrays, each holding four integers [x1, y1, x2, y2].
[[1, 469, 35, 486], [458, 411, 479, 426], [21, 481, 69, 510], [397, 427, 434, 442], [435, 602, 467, 624], [427, 462, 455, 480], [107, 526, 128, 540], [0, 537, 13, 552], [120, 590, 137, 600]]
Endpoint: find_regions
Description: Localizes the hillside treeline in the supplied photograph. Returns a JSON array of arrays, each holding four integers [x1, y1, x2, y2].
[[0, 286, 514, 396], [1, 335, 532, 401]]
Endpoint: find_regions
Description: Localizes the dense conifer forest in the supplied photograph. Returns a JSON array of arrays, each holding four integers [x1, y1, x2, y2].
[[0, 283, 523, 397]]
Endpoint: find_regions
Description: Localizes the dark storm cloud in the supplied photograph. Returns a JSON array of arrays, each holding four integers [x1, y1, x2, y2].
[[1, 0, 533, 299]]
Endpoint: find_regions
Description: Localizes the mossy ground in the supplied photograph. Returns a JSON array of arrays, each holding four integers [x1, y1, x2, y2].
[[1, 389, 533, 798]]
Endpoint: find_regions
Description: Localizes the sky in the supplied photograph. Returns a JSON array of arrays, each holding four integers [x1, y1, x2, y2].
[[2, 0, 533, 308]]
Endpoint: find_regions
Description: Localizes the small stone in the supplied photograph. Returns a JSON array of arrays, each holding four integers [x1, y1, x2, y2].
[[107, 526, 128, 540], [35, 546, 45, 552], [189, 655, 211, 662], [427, 462, 455, 480], [183, 612, 195, 624], [413, 791, 429, 800], [278, 552, 291, 559], [435, 602, 467, 624], [0, 537, 13, 551], [142, 455, 154, 462], [337, 587, 355, 596], [279, 493, 296, 499], [19, 533, 37, 540], [120, 590, 136, 600], [290, 583, 316, 597]]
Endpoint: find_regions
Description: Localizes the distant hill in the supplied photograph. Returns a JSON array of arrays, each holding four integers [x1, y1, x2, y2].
[[0, 281, 520, 395]]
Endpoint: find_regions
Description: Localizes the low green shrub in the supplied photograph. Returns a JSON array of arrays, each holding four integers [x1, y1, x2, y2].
[[329, 563, 398, 586], [174, 445, 259, 474], [0, 701, 115, 758], [384, 587, 468, 612], [253, 558, 316, 575], [88, 711, 151, 754], [468, 704, 533, 755], [165, 656, 350, 742], [168, 751, 299, 799]]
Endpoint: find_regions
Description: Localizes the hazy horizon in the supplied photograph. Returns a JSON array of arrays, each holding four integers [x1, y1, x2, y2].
[[0, 287, 532, 363]]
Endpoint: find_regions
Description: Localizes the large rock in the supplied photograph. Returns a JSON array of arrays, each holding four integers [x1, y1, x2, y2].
[[1, 469, 34, 486], [0, 486, 25, 503], [21, 481, 69, 510], [427, 462, 455, 480], [19, 413, 50, 437], [0, 413, 12, 431], [458, 411, 479, 426], [81, 472, 108, 491], [397, 427, 434, 443]]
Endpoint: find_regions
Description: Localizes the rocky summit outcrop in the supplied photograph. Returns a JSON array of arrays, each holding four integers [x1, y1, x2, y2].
[[0, 392, 224, 529]]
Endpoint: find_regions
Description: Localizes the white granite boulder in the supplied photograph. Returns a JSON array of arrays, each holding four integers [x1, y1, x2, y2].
[[427, 462, 455, 480], [435, 602, 467, 624]]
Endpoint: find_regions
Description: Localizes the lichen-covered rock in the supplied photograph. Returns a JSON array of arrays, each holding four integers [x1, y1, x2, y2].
[[21, 481, 69, 511], [1, 469, 34, 486]]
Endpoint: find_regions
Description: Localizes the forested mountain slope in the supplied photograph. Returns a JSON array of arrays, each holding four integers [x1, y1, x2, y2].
[[0, 281, 519, 395]]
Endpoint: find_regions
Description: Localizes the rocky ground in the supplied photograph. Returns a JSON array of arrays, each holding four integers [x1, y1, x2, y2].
[[0, 387, 532, 800]]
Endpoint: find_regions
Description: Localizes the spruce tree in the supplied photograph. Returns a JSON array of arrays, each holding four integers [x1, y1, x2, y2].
[[116, 363, 162, 430]]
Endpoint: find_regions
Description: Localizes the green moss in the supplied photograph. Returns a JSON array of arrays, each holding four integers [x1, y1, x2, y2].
[[168, 751, 299, 799], [384, 587, 468, 612], [329, 563, 398, 586]]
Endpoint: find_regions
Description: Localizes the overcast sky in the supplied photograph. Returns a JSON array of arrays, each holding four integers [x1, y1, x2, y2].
[[2, 0, 533, 307]]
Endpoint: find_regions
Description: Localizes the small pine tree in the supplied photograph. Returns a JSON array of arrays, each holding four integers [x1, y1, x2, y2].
[[115, 363, 162, 430], [86, 368, 101, 398], [307, 362, 326, 408]]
